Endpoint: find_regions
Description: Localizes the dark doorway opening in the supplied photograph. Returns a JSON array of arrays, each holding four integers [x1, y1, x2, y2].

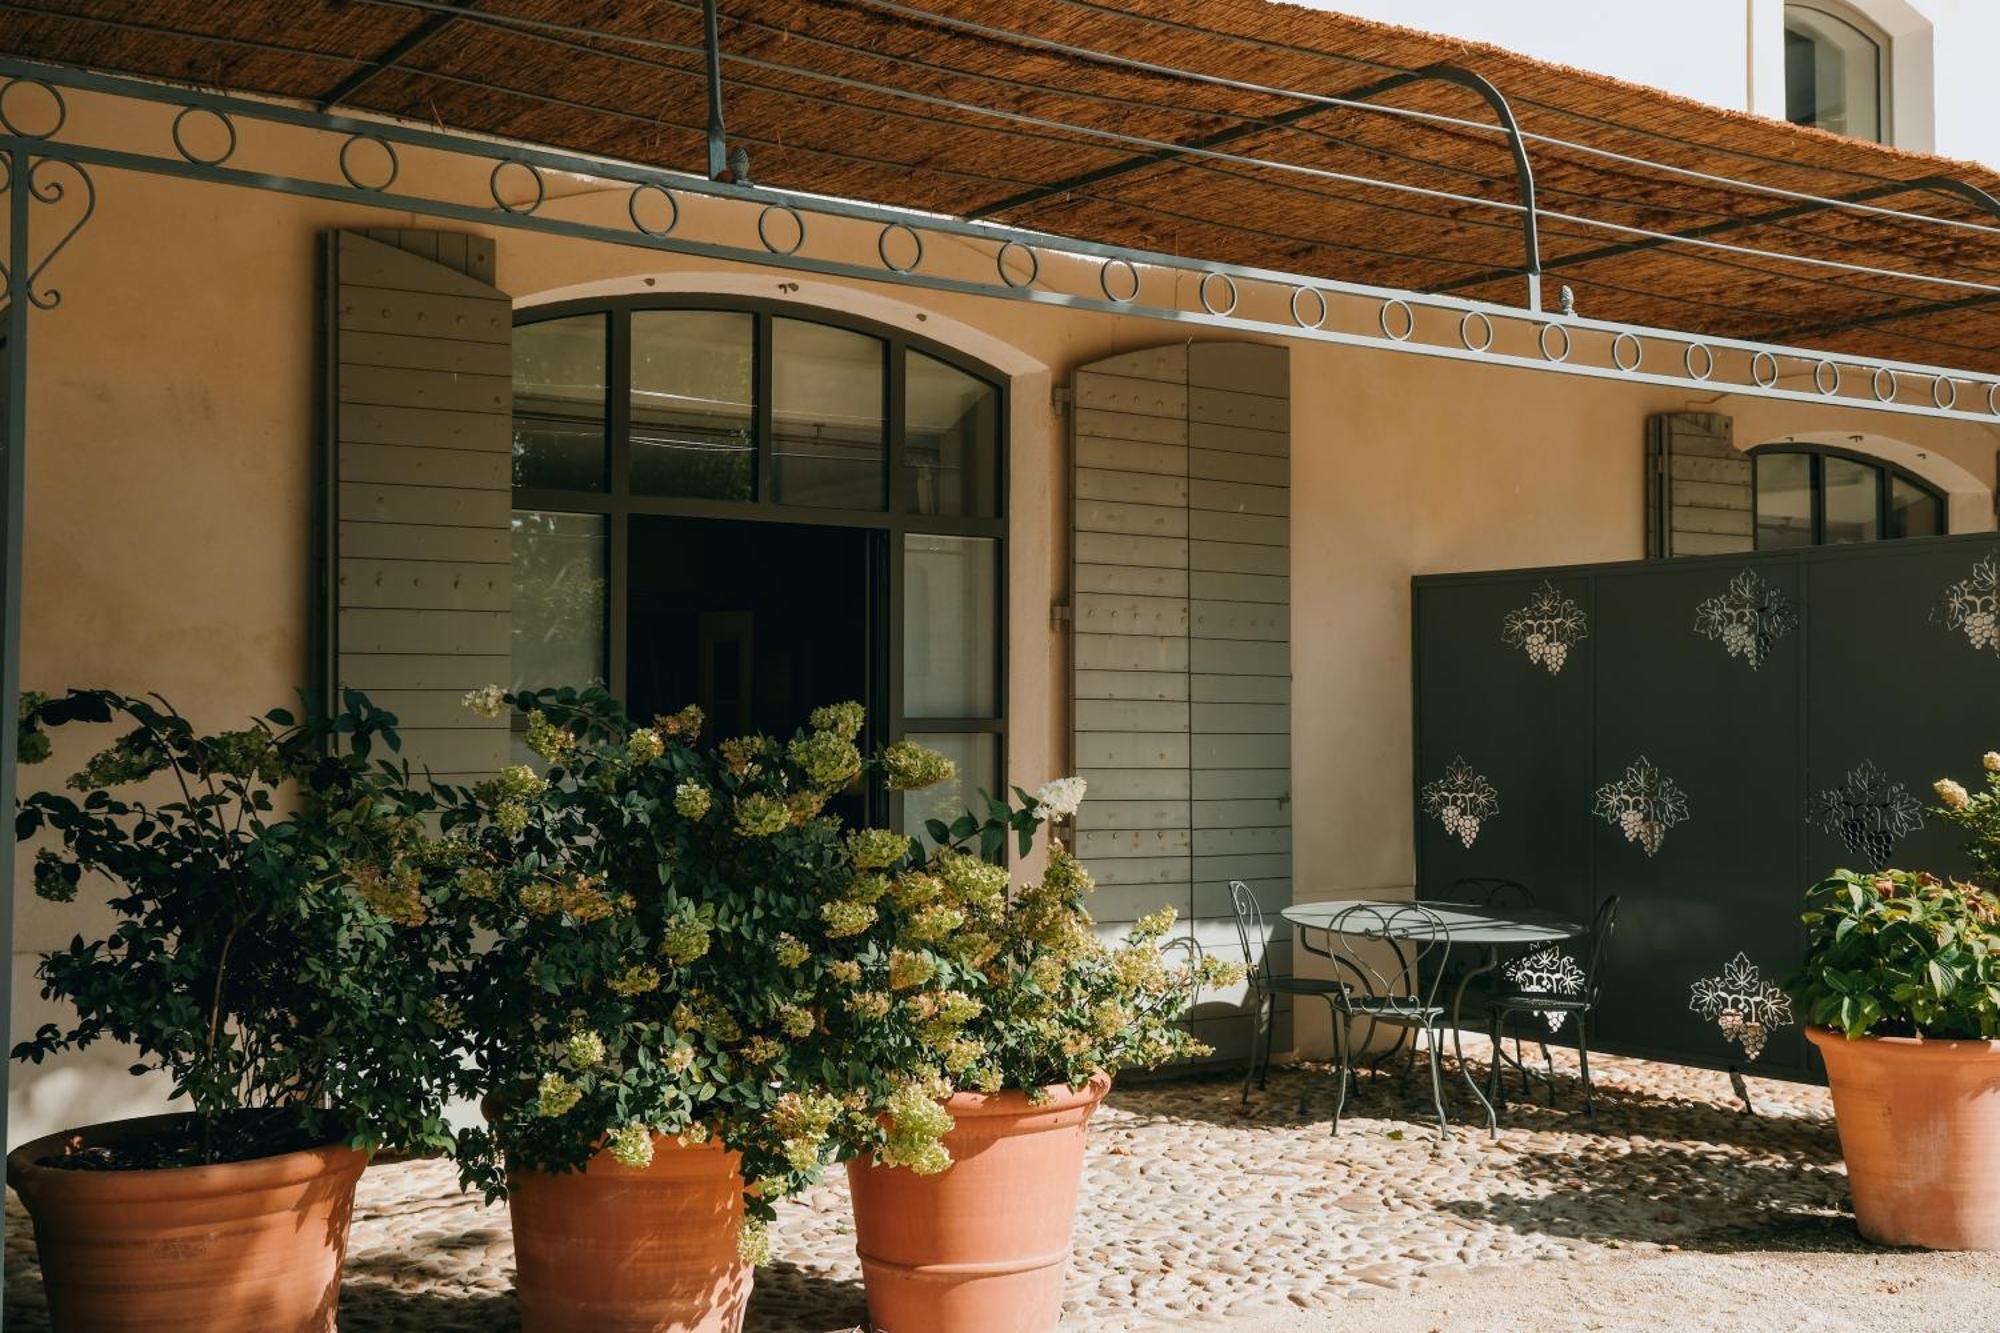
[[626, 514, 878, 771]]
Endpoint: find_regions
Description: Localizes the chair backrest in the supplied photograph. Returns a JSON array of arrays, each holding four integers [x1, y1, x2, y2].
[[1582, 895, 1621, 1001], [1227, 880, 1271, 989], [1325, 902, 1452, 1018], [1437, 877, 1537, 911], [1153, 935, 1205, 1025]]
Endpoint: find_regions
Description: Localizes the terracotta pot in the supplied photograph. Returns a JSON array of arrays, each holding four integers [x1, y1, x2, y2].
[[6, 1113, 367, 1333], [507, 1133, 751, 1333], [846, 1072, 1111, 1333], [1808, 1025, 2000, 1250]]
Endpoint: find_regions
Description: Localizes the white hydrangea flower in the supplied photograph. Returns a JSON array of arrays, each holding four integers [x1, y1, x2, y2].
[[1035, 776, 1088, 819], [461, 684, 507, 720]]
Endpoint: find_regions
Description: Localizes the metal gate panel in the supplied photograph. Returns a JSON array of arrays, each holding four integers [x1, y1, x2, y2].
[[1414, 534, 2000, 1079]]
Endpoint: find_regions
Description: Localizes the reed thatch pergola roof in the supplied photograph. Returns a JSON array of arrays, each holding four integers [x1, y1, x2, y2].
[[9, 0, 2000, 372]]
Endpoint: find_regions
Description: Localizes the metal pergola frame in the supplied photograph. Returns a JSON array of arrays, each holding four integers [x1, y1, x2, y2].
[[1, 27, 1999, 1262]]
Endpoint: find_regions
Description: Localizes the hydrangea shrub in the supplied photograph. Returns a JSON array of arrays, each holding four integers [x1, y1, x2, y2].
[[1793, 750, 2000, 1041], [11, 689, 472, 1165]]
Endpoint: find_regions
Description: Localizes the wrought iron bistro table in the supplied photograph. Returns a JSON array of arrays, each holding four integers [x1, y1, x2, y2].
[[1279, 898, 1583, 1135]]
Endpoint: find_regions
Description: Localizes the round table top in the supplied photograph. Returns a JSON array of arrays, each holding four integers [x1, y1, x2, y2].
[[1280, 898, 1582, 946]]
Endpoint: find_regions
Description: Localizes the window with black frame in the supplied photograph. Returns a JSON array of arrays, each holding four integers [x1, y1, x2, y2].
[[1753, 445, 1945, 548], [508, 298, 1006, 836]]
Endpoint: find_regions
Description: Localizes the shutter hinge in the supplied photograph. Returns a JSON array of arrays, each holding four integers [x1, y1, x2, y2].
[[1050, 600, 1073, 630], [1052, 383, 1073, 412]]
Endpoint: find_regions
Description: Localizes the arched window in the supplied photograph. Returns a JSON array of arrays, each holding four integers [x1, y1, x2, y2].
[[1752, 444, 1944, 548], [1785, 2, 1889, 142], [509, 296, 1007, 833]]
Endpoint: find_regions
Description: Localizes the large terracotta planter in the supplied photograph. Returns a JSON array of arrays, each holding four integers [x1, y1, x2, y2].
[[846, 1072, 1111, 1333], [6, 1113, 367, 1333], [507, 1133, 751, 1333], [1808, 1025, 2000, 1250]]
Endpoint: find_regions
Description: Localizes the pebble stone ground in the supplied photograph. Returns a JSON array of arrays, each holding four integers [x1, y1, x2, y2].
[[2, 1042, 1914, 1330]]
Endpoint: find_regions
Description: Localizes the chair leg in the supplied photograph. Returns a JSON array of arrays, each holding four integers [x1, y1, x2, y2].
[[1577, 1012, 1596, 1121], [1259, 994, 1278, 1091], [1240, 991, 1266, 1106], [1302, 996, 1337, 1116], [1539, 1033, 1556, 1108], [1331, 1013, 1353, 1136], [1486, 1007, 1505, 1111], [1424, 1021, 1449, 1140]]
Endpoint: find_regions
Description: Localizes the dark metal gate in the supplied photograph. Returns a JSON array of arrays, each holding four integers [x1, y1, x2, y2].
[[1413, 534, 2000, 1078]]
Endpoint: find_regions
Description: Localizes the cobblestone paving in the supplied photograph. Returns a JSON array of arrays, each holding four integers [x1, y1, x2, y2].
[[6, 1044, 1866, 1331]]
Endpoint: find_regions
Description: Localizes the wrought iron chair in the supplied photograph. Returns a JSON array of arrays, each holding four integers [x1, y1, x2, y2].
[[1485, 895, 1621, 1120], [1323, 902, 1455, 1137], [1228, 880, 1355, 1107]]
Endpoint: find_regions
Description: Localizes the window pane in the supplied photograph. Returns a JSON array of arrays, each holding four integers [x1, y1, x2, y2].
[[511, 510, 608, 693], [513, 315, 606, 490], [1888, 475, 1943, 539], [1784, 6, 1882, 141], [905, 352, 999, 517], [1823, 456, 1881, 543], [1756, 452, 1815, 549], [904, 535, 998, 718], [900, 731, 999, 841], [630, 310, 754, 500], [772, 319, 886, 509]]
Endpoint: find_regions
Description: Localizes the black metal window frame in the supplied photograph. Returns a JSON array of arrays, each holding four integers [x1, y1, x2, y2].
[[1749, 441, 1947, 548], [510, 293, 1009, 830]]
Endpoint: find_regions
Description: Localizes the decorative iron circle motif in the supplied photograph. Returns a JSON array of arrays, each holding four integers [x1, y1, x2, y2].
[[1099, 257, 1141, 303], [1813, 359, 1840, 396], [1290, 285, 1328, 329], [337, 133, 400, 192], [1459, 309, 1494, 353], [996, 239, 1039, 289], [1989, 381, 2000, 416], [1198, 270, 1239, 317], [626, 183, 679, 238], [1871, 367, 1897, 403], [170, 106, 237, 167], [1611, 331, 1643, 372], [1379, 298, 1415, 341], [1932, 375, 1958, 410], [1684, 342, 1714, 381], [490, 159, 546, 215], [756, 203, 805, 255], [1750, 350, 1780, 388], [1538, 322, 1571, 363], [877, 221, 924, 274], [0, 77, 67, 140]]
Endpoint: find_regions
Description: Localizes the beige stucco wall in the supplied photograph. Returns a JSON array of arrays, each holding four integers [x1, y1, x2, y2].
[[7, 91, 1997, 1142]]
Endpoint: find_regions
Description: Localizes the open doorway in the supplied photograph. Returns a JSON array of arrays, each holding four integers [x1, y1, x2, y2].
[[625, 514, 879, 767]]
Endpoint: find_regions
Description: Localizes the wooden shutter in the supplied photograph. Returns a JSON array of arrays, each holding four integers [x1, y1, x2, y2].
[[1647, 412, 1751, 557], [323, 229, 512, 783], [1069, 342, 1291, 1061]]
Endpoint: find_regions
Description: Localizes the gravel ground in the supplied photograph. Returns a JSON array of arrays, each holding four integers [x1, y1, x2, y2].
[[9, 1040, 1992, 1331]]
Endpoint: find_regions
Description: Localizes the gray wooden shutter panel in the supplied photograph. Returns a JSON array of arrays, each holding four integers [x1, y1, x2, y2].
[[1647, 411, 1751, 557], [1070, 342, 1290, 1063], [325, 229, 512, 784]]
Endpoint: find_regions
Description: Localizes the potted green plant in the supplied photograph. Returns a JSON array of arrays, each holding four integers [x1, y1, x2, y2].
[[822, 782, 1235, 1333], [7, 689, 471, 1333], [431, 688, 957, 1333], [1792, 750, 2000, 1250]]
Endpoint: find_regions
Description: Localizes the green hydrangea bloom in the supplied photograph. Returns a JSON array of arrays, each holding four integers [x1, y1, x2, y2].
[[882, 739, 956, 791], [808, 700, 866, 742], [846, 828, 911, 870], [734, 792, 790, 838]]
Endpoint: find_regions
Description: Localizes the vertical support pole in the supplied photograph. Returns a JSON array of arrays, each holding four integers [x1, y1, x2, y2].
[[0, 144, 30, 1213], [702, 0, 727, 181]]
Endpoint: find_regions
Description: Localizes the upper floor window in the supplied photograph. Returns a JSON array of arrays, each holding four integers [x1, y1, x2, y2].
[[1785, 3, 1887, 142], [1754, 446, 1943, 548]]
